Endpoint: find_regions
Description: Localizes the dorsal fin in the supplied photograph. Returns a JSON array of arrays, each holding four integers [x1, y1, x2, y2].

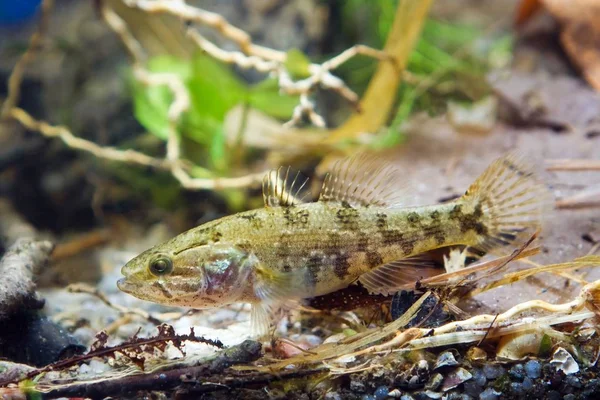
[[262, 167, 310, 207], [319, 154, 410, 208]]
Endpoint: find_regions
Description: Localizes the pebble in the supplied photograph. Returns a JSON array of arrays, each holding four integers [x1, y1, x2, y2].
[[565, 375, 582, 388], [361, 395, 376, 400], [482, 364, 505, 380], [478, 388, 500, 400], [374, 386, 390, 400], [463, 381, 483, 398], [546, 390, 561, 400], [350, 381, 366, 393], [425, 373, 443, 391], [434, 351, 459, 369], [525, 360, 542, 379], [324, 392, 342, 400], [510, 382, 523, 395], [471, 368, 486, 387], [522, 377, 533, 391], [400, 395, 415, 400], [563, 394, 576, 400], [508, 364, 525, 381]]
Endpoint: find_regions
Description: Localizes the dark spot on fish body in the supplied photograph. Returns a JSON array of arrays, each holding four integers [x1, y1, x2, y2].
[[333, 252, 351, 279], [305, 255, 323, 286], [238, 212, 264, 229], [282, 264, 292, 272], [401, 239, 415, 255], [376, 212, 388, 229], [282, 207, 310, 228], [381, 229, 404, 246], [274, 238, 292, 259], [336, 207, 360, 228], [434, 231, 446, 246], [407, 212, 421, 226], [357, 233, 370, 252], [430, 210, 441, 221], [211, 230, 223, 242], [457, 203, 487, 235], [366, 251, 383, 268], [449, 204, 463, 219], [341, 200, 352, 208]]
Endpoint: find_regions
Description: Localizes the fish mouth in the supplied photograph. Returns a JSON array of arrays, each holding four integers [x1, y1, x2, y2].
[[117, 277, 139, 294]]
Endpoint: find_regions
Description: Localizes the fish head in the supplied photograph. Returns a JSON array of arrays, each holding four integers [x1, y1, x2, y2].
[[118, 241, 256, 308]]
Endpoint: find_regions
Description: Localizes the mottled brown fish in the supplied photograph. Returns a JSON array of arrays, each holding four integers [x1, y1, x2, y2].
[[118, 154, 548, 336]]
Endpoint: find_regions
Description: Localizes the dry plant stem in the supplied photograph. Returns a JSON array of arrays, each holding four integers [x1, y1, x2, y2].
[[51, 229, 111, 261], [556, 186, 600, 209], [102, 5, 267, 190], [135, 0, 391, 127], [66, 283, 161, 325], [0, 238, 54, 321], [328, 0, 433, 143], [470, 255, 600, 296], [8, 107, 170, 169], [0, 0, 54, 118], [546, 159, 600, 171]]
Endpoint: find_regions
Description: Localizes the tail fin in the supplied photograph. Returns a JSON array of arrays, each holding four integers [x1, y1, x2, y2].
[[461, 153, 551, 254]]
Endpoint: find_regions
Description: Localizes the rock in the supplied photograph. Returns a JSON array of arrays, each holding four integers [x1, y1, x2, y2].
[[478, 387, 500, 400], [471, 368, 487, 387], [441, 367, 472, 391], [510, 382, 524, 395], [522, 377, 534, 391], [350, 381, 366, 393], [374, 386, 390, 400], [524, 360, 542, 379], [546, 390, 561, 400], [508, 364, 525, 381], [434, 351, 459, 369], [466, 347, 487, 362], [565, 375, 582, 388], [463, 381, 483, 398], [482, 364, 505, 380], [425, 373, 443, 391], [550, 347, 579, 375], [324, 392, 342, 400]]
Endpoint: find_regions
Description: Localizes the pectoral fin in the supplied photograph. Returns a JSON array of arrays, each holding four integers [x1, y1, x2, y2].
[[250, 303, 271, 338], [359, 255, 443, 296]]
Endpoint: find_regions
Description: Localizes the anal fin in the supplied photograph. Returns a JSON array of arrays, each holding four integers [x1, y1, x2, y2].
[[359, 255, 444, 296]]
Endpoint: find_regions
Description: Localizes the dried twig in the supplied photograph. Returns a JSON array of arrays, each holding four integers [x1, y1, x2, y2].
[[556, 186, 600, 209], [0, 238, 54, 321], [51, 230, 111, 261], [125, 0, 392, 127], [0, 324, 225, 387], [546, 159, 600, 171]]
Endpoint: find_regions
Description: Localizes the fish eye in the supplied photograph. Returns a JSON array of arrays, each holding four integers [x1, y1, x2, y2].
[[149, 256, 173, 276]]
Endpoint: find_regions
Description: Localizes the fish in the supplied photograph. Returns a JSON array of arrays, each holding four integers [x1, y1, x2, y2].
[[117, 153, 549, 336]]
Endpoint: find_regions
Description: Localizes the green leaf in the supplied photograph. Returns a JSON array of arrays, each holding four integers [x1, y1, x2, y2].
[[130, 56, 191, 140], [248, 78, 298, 119], [284, 48, 311, 78], [188, 53, 247, 121]]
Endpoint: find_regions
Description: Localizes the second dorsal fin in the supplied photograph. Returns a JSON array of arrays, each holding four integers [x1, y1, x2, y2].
[[319, 154, 409, 208], [262, 167, 310, 207]]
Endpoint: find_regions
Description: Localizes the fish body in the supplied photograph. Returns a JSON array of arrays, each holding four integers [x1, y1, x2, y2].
[[118, 154, 548, 335]]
